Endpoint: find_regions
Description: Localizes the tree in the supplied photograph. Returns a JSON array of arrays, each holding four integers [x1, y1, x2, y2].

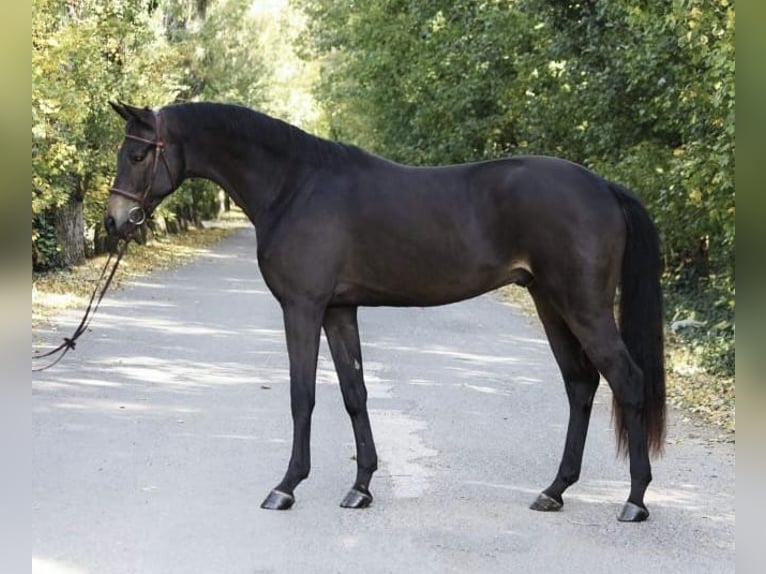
[[32, 0, 275, 268], [299, 0, 734, 276], [298, 0, 734, 375], [32, 0, 185, 267], [299, 0, 532, 164]]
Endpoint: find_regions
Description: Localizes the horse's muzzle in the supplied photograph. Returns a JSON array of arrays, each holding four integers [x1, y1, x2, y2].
[[104, 214, 118, 237], [104, 211, 142, 239]]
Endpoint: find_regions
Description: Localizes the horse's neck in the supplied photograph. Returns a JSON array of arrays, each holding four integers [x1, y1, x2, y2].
[[181, 130, 299, 225]]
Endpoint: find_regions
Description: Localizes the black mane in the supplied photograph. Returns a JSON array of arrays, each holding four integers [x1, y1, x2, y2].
[[165, 102, 366, 167]]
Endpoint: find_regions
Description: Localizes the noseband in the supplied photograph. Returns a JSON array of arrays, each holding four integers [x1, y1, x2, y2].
[[109, 110, 172, 225]]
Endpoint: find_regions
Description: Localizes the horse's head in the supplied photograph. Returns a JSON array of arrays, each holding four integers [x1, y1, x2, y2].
[[105, 102, 183, 238]]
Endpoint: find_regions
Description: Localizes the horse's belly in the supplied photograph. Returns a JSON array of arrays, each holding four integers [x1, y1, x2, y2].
[[331, 264, 531, 308]]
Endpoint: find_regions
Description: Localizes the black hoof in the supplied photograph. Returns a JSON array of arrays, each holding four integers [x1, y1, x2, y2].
[[530, 492, 563, 512], [340, 487, 373, 509], [617, 501, 649, 522], [260, 489, 295, 510]]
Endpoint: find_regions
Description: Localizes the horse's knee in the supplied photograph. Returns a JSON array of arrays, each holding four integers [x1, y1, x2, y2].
[[340, 379, 367, 415]]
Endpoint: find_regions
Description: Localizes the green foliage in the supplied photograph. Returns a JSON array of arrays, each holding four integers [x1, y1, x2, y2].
[[33, 0, 185, 267], [666, 274, 735, 378], [32, 213, 63, 270], [298, 0, 735, 379], [301, 0, 734, 270], [521, 0, 735, 276], [299, 0, 532, 164], [32, 0, 274, 268]]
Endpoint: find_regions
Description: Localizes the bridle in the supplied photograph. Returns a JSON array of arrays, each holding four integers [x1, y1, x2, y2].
[[108, 110, 172, 226]]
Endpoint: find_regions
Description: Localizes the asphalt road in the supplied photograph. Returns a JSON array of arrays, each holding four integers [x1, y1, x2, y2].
[[32, 227, 735, 574]]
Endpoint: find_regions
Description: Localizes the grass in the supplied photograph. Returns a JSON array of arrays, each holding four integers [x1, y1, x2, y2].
[[498, 285, 735, 434]]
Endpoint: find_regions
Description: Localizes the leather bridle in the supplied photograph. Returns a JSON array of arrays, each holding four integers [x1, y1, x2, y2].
[[108, 110, 172, 225]]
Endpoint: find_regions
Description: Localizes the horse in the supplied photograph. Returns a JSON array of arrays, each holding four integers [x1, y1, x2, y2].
[[105, 101, 665, 522]]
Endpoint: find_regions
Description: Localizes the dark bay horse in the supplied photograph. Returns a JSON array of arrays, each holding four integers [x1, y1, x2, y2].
[[106, 102, 665, 522]]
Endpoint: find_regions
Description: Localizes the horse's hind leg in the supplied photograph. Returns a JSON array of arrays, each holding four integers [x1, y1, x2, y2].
[[323, 306, 378, 508], [528, 287, 600, 512], [567, 313, 653, 522]]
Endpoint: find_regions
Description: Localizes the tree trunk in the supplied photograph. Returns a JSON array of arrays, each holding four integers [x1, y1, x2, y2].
[[54, 196, 85, 267], [218, 189, 230, 215], [92, 222, 112, 256], [149, 213, 168, 235], [694, 235, 710, 279]]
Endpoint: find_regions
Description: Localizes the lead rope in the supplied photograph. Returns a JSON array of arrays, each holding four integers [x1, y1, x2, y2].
[[32, 238, 131, 372]]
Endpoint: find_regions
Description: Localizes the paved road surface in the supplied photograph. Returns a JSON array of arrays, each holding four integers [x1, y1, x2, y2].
[[33, 227, 735, 574]]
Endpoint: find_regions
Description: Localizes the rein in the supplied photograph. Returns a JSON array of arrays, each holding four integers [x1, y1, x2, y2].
[[33, 111, 168, 372], [32, 239, 129, 372]]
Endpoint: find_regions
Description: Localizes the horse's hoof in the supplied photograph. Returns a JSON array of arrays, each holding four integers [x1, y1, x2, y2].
[[530, 492, 563, 512], [617, 501, 649, 522], [260, 489, 295, 510], [340, 487, 373, 509]]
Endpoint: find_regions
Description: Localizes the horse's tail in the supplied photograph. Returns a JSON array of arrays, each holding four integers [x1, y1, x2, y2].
[[610, 183, 666, 458]]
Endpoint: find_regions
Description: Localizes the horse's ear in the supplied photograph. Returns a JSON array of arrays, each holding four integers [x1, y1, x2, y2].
[[110, 101, 155, 127], [120, 102, 155, 128], [109, 100, 131, 121]]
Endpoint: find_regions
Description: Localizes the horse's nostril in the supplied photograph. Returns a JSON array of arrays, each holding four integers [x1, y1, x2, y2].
[[104, 215, 117, 236]]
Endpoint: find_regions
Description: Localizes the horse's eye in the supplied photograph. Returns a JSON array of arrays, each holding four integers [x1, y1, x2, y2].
[[130, 152, 146, 163]]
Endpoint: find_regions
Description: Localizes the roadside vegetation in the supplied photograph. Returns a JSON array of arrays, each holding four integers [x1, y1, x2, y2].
[[33, 0, 734, 431], [33, 0, 317, 270]]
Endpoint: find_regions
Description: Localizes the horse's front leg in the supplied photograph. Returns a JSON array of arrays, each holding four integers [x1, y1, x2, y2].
[[261, 301, 324, 510], [323, 306, 377, 508]]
